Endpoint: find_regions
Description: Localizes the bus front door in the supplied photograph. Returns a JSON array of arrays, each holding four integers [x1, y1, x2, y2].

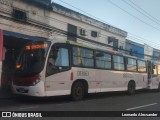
[[148, 61, 159, 89], [45, 44, 71, 96], [150, 63, 159, 89]]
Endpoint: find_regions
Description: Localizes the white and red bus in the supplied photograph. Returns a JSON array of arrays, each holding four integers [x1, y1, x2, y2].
[[12, 40, 160, 100]]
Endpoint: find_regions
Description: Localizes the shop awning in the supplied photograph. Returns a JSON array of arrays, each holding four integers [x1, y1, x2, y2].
[[3, 30, 47, 41]]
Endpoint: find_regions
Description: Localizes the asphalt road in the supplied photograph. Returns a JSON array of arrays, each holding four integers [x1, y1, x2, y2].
[[1, 90, 160, 120]]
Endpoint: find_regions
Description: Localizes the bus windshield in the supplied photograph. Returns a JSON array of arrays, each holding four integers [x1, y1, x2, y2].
[[15, 41, 51, 77]]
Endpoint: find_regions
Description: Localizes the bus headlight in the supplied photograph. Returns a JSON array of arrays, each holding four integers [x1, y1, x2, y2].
[[32, 80, 40, 86]]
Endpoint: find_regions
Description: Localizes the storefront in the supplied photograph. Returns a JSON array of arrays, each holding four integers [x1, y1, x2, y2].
[[0, 29, 46, 89]]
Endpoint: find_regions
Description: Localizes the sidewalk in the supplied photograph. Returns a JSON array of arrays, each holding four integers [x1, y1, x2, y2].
[[0, 88, 13, 99]]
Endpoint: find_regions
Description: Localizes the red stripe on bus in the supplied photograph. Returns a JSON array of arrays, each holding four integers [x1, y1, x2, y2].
[[13, 74, 40, 86], [0, 29, 3, 61], [70, 72, 74, 81]]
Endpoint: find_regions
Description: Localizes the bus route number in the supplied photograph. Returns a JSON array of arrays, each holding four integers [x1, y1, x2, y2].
[[77, 71, 89, 76]]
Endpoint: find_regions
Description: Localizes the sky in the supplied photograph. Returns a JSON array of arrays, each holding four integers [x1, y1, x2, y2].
[[52, 0, 160, 49]]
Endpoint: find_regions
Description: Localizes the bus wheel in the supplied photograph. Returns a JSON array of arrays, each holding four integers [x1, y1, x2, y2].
[[127, 81, 135, 95], [71, 82, 84, 101]]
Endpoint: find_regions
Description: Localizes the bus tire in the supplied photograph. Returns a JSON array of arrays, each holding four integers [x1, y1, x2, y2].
[[127, 81, 135, 95], [71, 82, 85, 101]]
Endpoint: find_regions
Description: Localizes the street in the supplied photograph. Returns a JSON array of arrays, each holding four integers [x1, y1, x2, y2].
[[1, 90, 160, 120]]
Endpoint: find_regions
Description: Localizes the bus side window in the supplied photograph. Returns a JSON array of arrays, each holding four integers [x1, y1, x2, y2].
[[113, 55, 125, 70], [55, 48, 69, 67], [72, 46, 94, 67], [138, 60, 146, 73], [46, 45, 69, 75]]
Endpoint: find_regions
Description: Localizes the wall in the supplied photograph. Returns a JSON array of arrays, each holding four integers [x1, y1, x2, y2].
[[0, 0, 50, 38]]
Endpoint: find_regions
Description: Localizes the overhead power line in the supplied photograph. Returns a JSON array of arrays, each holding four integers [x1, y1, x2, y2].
[[56, 0, 160, 49], [57, 0, 124, 32], [1, 0, 160, 53], [127, 35, 160, 49], [128, 32, 160, 48], [128, 0, 160, 24], [0, 11, 159, 59], [121, 0, 160, 26], [107, 0, 160, 32], [34, 9, 160, 49]]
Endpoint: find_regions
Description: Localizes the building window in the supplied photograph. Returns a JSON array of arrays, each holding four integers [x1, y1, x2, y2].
[[96, 51, 111, 69], [137, 60, 146, 72], [13, 9, 27, 21], [113, 39, 118, 51], [108, 37, 118, 51], [127, 58, 137, 71], [108, 37, 114, 44], [80, 28, 86, 36], [91, 31, 98, 37], [72, 46, 94, 67], [67, 24, 77, 41], [113, 55, 125, 70], [119, 46, 123, 50]]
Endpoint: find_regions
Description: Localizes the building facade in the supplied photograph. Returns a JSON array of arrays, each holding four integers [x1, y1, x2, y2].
[[50, 3, 127, 51], [126, 39, 160, 62], [153, 49, 160, 61], [0, 0, 127, 88], [125, 39, 144, 59]]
